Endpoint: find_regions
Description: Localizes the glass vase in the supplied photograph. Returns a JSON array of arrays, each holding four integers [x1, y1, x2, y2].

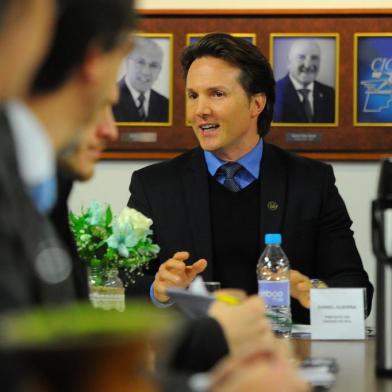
[[88, 267, 125, 312]]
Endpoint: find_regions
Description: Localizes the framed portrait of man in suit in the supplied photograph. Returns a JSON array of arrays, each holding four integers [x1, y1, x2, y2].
[[271, 33, 339, 127], [113, 33, 173, 127], [354, 33, 392, 127], [103, 11, 392, 161]]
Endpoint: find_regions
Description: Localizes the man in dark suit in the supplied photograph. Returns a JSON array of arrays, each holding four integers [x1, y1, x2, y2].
[[113, 37, 169, 123], [0, 0, 60, 313], [273, 39, 335, 123], [127, 33, 373, 324]]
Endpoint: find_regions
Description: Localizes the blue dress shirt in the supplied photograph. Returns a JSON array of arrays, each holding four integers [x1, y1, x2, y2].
[[6, 100, 57, 214], [204, 138, 263, 188]]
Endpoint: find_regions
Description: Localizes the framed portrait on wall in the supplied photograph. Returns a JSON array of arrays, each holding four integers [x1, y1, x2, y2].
[[103, 10, 392, 161], [186, 32, 256, 46], [354, 33, 392, 127], [270, 33, 339, 127], [113, 33, 173, 127]]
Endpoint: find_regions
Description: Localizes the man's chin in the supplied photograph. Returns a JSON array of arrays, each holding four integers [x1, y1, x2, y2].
[[74, 165, 95, 182], [198, 140, 219, 153], [298, 75, 317, 85], [133, 83, 150, 93]]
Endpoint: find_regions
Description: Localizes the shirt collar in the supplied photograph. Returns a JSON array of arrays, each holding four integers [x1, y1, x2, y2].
[[204, 138, 263, 179], [289, 74, 314, 93], [125, 78, 151, 107], [4, 100, 55, 187]]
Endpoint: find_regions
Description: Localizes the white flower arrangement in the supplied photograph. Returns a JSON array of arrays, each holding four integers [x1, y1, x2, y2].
[[69, 202, 159, 286]]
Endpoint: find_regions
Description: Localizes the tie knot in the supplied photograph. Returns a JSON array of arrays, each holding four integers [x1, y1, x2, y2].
[[298, 88, 310, 99], [138, 93, 145, 105], [219, 162, 242, 180]]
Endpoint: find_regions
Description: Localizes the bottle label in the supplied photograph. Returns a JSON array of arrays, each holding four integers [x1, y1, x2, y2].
[[258, 280, 290, 307]]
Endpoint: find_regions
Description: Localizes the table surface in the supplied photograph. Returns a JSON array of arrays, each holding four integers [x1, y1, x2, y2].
[[292, 338, 392, 391]]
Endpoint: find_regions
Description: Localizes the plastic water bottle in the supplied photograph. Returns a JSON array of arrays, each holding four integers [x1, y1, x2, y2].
[[257, 233, 292, 337]]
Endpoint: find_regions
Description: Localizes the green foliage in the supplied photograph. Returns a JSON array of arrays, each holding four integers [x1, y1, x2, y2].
[[0, 301, 176, 347], [69, 202, 159, 286]]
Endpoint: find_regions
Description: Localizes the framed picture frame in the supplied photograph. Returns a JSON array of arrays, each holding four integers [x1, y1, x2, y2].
[[113, 33, 173, 127], [103, 9, 392, 161], [270, 33, 339, 127], [354, 33, 392, 127]]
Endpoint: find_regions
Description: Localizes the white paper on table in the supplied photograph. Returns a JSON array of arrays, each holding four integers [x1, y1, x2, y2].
[[311, 288, 365, 340], [166, 277, 214, 318]]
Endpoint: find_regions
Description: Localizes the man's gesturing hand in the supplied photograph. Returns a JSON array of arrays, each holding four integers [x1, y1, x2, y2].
[[153, 251, 207, 303]]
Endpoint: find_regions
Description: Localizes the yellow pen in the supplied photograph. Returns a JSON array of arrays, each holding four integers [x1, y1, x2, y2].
[[214, 292, 242, 305]]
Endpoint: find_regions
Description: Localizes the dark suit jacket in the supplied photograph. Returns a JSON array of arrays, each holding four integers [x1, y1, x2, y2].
[[127, 142, 373, 323], [0, 111, 83, 312], [274, 74, 335, 123], [113, 78, 169, 123], [161, 316, 228, 374], [49, 171, 89, 300]]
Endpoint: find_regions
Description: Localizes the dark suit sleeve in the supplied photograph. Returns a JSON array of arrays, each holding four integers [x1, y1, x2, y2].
[[316, 165, 374, 315], [167, 317, 229, 373]]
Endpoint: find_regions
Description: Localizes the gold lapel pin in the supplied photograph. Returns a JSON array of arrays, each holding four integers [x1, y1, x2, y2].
[[267, 201, 279, 211]]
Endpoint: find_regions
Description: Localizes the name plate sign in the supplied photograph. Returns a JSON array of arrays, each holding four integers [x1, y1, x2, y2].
[[310, 288, 365, 340]]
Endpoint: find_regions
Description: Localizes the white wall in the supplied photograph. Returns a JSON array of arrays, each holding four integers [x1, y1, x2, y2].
[[70, 0, 390, 325]]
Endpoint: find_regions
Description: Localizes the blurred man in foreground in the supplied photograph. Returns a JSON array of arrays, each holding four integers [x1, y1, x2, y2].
[[1, 0, 136, 310], [0, 0, 56, 314]]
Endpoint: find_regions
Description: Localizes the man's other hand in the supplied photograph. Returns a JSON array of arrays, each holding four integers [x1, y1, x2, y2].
[[290, 270, 312, 309]]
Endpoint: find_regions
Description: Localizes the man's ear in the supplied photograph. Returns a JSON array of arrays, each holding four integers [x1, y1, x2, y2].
[[80, 45, 106, 83], [251, 93, 267, 118]]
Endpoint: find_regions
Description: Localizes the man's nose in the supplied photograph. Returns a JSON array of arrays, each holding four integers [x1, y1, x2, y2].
[[195, 97, 212, 117], [140, 63, 152, 75], [303, 56, 312, 68]]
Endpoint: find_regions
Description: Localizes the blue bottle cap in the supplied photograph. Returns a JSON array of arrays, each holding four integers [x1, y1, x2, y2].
[[264, 233, 282, 245]]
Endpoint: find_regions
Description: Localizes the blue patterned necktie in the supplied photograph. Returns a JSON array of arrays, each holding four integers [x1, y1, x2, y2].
[[137, 93, 146, 121], [218, 162, 242, 192], [298, 88, 313, 122]]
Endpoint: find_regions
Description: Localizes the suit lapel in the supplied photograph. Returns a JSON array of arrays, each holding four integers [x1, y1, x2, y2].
[[313, 82, 325, 122], [146, 90, 155, 121], [285, 77, 307, 122], [285, 77, 300, 104], [119, 79, 137, 111], [182, 149, 214, 280], [258, 142, 287, 252]]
